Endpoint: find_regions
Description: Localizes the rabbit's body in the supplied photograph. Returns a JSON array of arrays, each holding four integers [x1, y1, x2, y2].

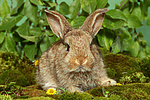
[[36, 8, 116, 93]]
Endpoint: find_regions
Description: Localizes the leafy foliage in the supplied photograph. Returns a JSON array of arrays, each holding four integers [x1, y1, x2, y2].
[[0, 0, 150, 60]]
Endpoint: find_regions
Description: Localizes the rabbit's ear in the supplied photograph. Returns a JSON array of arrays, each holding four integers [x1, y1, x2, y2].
[[81, 8, 108, 37], [45, 10, 72, 39]]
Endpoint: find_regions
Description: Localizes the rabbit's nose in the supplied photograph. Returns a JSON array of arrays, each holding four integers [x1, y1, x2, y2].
[[79, 65, 83, 69], [75, 58, 87, 65]]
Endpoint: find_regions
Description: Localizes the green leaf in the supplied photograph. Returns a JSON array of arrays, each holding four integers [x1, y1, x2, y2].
[[13, 32, 24, 42], [118, 28, 133, 51], [71, 16, 86, 28], [59, 2, 69, 15], [140, 39, 147, 48], [5, 35, 17, 53], [40, 36, 51, 52], [126, 14, 142, 28], [49, 2, 56, 7], [16, 21, 29, 36], [0, 40, 6, 51], [131, 2, 141, 20], [129, 0, 137, 2], [16, 21, 38, 42], [138, 50, 147, 59], [29, 27, 42, 37], [118, 27, 131, 39], [120, 0, 128, 9], [24, 44, 37, 61], [118, 28, 132, 51], [24, 0, 39, 26], [111, 36, 121, 54], [11, 0, 24, 15], [69, 0, 81, 19], [19, 34, 37, 42], [0, 32, 5, 44], [30, 0, 43, 5], [97, 0, 108, 8], [122, 5, 130, 15], [122, 38, 132, 51], [140, 0, 149, 20], [97, 33, 109, 50], [145, 46, 150, 54], [106, 9, 127, 21], [130, 41, 140, 57], [48, 36, 57, 44], [57, 0, 73, 5], [134, 32, 144, 39], [103, 15, 125, 29], [80, 0, 97, 14], [97, 29, 114, 50], [0, 15, 23, 31], [0, 0, 10, 19], [146, 15, 150, 26]]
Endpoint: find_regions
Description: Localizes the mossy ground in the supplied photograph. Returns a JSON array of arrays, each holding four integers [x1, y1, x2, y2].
[[0, 51, 36, 86], [0, 51, 150, 99], [140, 55, 150, 77], [1, 83, 149, 100], [103, 53, 141, 82]]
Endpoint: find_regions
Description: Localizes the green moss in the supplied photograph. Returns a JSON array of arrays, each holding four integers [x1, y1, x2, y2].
[[59, 91, 82, 100], [140, 55, 150, 78], [0, 94, 12, 100], [0, 51, 36, 85], [57, 83, 150, 100], [119, 72, 150, 84], [87, 83, 150, 100], [80, 92, 94, 100], [16, 97, 56, 100], [58, 92, 95, 100], [0, 69, 29, 86], [94, 94, 123, 100], [103, 53, 141, 81]]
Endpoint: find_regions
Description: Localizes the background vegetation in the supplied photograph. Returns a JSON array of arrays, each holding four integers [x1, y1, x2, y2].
[[0, 0, 150, 61], [0, 1, 150, 99]]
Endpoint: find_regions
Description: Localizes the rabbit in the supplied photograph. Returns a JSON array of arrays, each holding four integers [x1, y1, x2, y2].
[[36, 8, 116, 93]]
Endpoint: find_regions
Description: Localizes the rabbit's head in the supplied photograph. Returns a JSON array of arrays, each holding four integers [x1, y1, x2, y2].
[[45, 8, 108, 73]]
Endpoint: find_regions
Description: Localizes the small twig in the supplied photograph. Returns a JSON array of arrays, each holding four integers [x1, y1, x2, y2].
[[120, 0, 130, 11], [11, 0, 13, 11], [55, 0, 58, 5]]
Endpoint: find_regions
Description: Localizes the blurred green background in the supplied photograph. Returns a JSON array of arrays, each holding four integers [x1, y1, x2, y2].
[[108, 0, 150, 47], [0, 0, 150, 60], [1, 0, 149, 47]]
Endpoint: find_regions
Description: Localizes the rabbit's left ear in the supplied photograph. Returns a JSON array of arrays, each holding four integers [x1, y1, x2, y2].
[[81, 8, 108, 37], [45, 10, 72, 39]]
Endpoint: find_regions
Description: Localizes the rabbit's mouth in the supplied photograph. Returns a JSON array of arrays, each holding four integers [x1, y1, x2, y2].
[[71, 65, 91, 73]]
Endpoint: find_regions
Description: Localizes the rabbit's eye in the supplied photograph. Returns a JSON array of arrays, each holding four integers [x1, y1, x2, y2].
[[66, 44, 70, 51], [90, 44, 92, 50]]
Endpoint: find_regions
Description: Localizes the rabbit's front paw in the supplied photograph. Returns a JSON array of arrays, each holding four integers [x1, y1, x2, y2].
[[67, 86, 83, 93], [101, 79, 116, 86]]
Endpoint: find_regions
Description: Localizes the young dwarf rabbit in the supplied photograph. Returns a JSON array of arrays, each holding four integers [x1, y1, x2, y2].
[[36, 8, 116, 93]]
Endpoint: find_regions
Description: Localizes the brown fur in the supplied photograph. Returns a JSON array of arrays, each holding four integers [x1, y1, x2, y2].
[[36, 8, 116, 93]]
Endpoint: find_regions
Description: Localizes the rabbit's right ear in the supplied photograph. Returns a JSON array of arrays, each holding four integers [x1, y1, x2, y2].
[[45, 10, 72, 39], [81, 8, 108, 38]]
